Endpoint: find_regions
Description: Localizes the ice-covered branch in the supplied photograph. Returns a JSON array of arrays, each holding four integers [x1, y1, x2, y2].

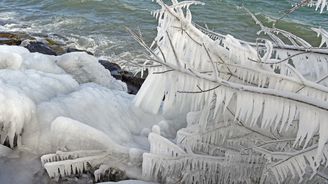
[[134, 1, 328, 183]]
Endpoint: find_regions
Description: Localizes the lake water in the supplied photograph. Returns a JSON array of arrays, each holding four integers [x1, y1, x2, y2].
[[0, 0, 327, 59]]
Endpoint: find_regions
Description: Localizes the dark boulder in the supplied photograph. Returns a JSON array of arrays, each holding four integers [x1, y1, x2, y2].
[[98, 59, 122, 80], [121, 72, 145, 95], [98, 60, 146, 94], [99, 60, 121, 72], [23, 41, 57, 55]]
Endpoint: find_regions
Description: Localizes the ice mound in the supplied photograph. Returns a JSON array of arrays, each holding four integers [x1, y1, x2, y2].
[[35, 84, 162, 153], [0, 45, 162, 155]]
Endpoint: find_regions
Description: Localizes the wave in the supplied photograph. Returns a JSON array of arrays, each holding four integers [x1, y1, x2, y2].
[[0, 0, 326, 60]]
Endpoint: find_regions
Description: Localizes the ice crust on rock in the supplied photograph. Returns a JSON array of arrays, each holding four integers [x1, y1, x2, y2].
[[57, 52, 128, 91], [51, 117, 129, 152]]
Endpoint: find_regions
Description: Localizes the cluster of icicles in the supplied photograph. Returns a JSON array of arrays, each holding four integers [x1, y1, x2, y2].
[[135, 0, 328, 183]]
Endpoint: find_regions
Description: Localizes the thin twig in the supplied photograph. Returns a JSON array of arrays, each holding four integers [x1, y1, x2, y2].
[[270, 143, 319, 168], [247, 51, 309, 65], [166, 31, 181, 66], [196, 85, 203, 92], [157, 44, 167, 63], [316, 73, 328, 84], [172, 26, 202, 46], [203, 43, 219, 79], [316, 171, 328, 181], [243, 139, 295, 151], [177, 85, 221, 94], [222, 100, 277, 140], [153, 69, 174, 74]]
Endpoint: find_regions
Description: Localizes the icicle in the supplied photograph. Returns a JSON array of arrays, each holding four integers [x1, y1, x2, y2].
[[294, 107, 319, 147], [148, 133, 185, 156], [317, 112, 328, 162], [43, 152, 108, 178], [0, 85, 35, 148]]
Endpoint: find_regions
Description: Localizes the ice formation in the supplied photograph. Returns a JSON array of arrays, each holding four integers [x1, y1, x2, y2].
[[0, 46, 134, 151], [131, 0, 328, 183], [0, 45, 163, 182]]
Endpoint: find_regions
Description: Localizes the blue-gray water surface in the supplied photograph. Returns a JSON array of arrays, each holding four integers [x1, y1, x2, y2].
[[0, 0, 327, 59]]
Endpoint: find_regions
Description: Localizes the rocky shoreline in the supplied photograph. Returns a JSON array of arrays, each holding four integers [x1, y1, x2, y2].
[[0, 32, 145, 94]]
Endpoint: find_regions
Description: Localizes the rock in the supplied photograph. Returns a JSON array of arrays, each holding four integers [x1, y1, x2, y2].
[[66, 47, 94, 55], [0, 32, 67, 55], [0, 32, 34, 45], [99, 60, 121, 72], [22, 41, 57, 55], [98, 59, 122, 79], [97, 167, 127, 182], [98, 60, 146, 94], [135, 70, 149, 78], [0, 37, 21, 45], [121, 72, 145, 95], [44, 38, 66, 55]]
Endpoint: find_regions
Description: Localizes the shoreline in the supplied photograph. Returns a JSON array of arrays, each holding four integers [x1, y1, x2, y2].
[[0, 31, 146, 95]]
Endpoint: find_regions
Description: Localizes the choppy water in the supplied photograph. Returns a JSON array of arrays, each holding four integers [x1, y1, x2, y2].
[[0, 0, 327, 59]]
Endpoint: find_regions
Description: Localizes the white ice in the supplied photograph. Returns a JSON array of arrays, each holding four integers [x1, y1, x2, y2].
[[0, 45, 163, 183]]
